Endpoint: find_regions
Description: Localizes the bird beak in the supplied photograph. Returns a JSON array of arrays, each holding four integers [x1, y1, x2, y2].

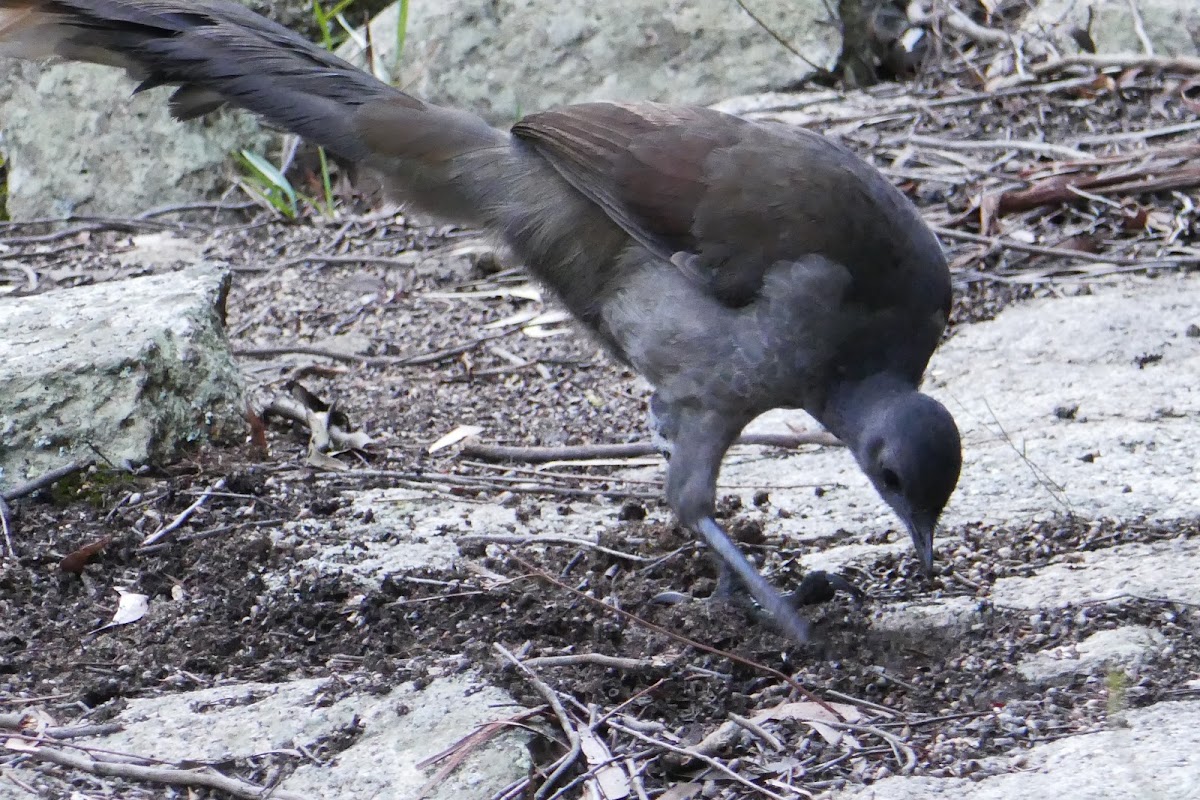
[[906, 515, 936, 574]]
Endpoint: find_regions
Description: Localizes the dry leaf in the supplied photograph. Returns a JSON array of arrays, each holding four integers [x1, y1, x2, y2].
[[428, 425, 484, 453], [59, 535, 112, 574], [751, 700, 864, 746], [91, 588, 149, 633], [656, 784, 703, 800], [579, 727, 631, 800]]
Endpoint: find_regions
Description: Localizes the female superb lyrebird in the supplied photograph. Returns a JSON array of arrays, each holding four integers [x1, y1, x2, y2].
[[0, 0, 962, 644]]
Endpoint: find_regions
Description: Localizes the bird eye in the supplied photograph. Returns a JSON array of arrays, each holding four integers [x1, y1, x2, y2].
[[881, 468, 901, 491]]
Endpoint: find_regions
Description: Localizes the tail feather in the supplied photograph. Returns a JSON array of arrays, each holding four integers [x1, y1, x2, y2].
[[0, 0, 529, 226], [0, 0, 409, 162]]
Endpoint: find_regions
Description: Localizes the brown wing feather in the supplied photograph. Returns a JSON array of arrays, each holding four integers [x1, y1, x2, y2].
[[514, 101, 948, 311], [513, 102, 738, 264]]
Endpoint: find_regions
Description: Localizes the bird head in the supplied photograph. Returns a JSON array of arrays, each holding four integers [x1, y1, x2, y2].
[[853, 391, 961, 571]]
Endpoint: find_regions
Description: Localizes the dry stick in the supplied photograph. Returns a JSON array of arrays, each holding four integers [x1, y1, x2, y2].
[[606, 718, 792, 800], [1034, 52, 1200, 76], [933, 226, 1199, 267], [899, 134, 1088, 160], [414, 708, 547, 800], [1, 460, 91, 502], [1071, 120, 1200, 146], [316, 467, 658, 502], [0, 497, 12, 558], [521, 653, 658, 670], [135, 200, 258, 219], [905, 0, 1011, 45], [235, 330, 510, 367], [1121, 0, 1154, 55], [0, 715, 122, 739], [728, 712, 787, 753], [11, 740, 304, 800], [504, 553, 843, 716], [271, 253, 423, 270], [460, 431, 841, 464], [262, 397, 370, 453], [732, 0, 831, 74], [493, 644, 582, 800], [141, 478, 226, 547], [457, 534, 650, 563], [997, 163, 1200, 214]]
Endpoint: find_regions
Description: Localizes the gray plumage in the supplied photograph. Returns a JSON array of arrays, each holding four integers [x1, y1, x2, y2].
[[0, 0, 963, 644]]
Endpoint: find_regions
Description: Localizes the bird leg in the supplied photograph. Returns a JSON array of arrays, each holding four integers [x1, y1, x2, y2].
[[660, 404, 813, 644]]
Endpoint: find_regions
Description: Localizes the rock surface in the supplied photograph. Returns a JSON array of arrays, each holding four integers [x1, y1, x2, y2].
[[0, 61, 266, 220], [0, 676, 529, 800], [338, 0, 839, 124], [827, 699, 1200, 799], [1023, 0, 1200, 57], [0, 262, 246, 488]]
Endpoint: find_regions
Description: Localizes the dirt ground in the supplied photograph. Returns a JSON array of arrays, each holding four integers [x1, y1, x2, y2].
[[2, 63, 1199, 798]]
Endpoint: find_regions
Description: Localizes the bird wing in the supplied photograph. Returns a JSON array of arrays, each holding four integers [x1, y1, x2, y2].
[[513, 102, 948, 311]]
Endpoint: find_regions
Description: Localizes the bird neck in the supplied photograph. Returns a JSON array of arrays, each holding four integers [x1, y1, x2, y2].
[[819, 373, 917, 451]]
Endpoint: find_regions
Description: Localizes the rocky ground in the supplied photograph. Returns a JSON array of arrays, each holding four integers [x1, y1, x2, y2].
[[2, 55, 1199, 800]]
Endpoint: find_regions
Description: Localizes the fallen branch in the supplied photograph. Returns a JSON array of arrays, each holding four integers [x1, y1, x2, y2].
[[141, 478, 226, 546], [934, 225, 1200, 268], [9, 740, 304, 800], [460, 431, 841, 464], [235, 330, 510, 367], [1033, 52, 1200, 76], [2, 460, 92, 502], [997, 163, 1200, 214]]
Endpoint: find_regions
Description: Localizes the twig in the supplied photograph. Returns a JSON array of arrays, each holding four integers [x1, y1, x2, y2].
[[1125, 0, 1155, 56], [504, 553, 842, 716], [493, 644, 582, 800], [906, 0, 1012, 46], [136, 201, 258, 219], [0, 715, 122, 739], [10, 740, 304, 800], [521, 653, 661, 670], [314, 467, 658, 502], [1, 460, 91, 502], [814, 718, 918, 772], [934, 225, 1200, 267], [0, 496, 12, 558], [996, 163, 1200, 214], [606, 718, 790, 800], [897, 134, 1088, 160], [460, 431, 840, 464], [1071, 121, 1200, 146], [1032, 52, 1200, 76], [456, 534, 650, 562], [732, 0, 831, 74], [261, 396, 370, 453], [141, 478, 226, 546], [269, 253, 422, 271], [982, 400, 1073, 515], [235, 330, 509, 367], [728, 712, 787, 752]]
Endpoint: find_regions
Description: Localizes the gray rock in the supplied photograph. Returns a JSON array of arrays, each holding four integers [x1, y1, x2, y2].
[[991, 538, 1200, 610], [74, 676, 529, 800], [824, 700, 1200, 799], [339, 0, 839, 125], [0, 61, 267, 220], [0, 263, 245, 488], [1022, 0, 1200, 57], [1017, 625, 1168, 684]]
